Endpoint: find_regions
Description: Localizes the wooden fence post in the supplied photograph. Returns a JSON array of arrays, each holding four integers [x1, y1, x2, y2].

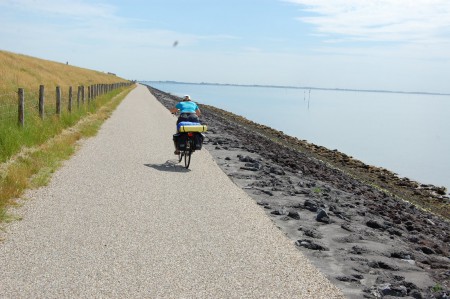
[[56, 86, 61, 115], [77, 86, 80, 108], [18, 88, 24, 127], [68, 86, 73, 112], [81, 86, 85, 104], [39, 85, 45, 119]]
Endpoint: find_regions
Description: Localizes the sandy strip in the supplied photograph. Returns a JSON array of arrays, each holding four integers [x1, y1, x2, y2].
[[0, 84, 344, 298]]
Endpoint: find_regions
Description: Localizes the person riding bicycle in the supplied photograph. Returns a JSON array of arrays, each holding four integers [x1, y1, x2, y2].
[[170, 95, 201, 154], [170, 95, 201, 124]]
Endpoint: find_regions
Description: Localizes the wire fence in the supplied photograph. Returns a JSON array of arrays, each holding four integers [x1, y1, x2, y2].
[[0, 92, 19, 121], [0, 82, 133, 127]]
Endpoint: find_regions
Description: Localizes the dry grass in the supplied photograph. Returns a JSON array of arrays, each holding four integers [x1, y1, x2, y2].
[[0, 50, 126, 95]]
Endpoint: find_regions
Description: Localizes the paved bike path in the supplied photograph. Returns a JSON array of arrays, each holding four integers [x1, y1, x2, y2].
[[0, 84, 344, 298]]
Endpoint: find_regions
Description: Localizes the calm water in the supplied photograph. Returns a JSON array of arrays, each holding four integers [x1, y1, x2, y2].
[[143, 81, 450, 192]]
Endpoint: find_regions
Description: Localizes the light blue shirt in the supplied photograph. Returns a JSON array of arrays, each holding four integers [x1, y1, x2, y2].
[[176, 101, 199, 113]]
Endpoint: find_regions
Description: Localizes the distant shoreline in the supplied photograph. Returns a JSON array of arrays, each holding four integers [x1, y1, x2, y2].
[[142, 80, 450, 97]]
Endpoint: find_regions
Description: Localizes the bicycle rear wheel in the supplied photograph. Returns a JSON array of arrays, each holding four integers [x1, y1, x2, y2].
[[183, 139, 193, 169], [184, 148, 192, 168]]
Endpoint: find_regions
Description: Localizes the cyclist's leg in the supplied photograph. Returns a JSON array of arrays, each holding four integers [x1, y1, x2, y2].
[[174, 116, 187, 154]]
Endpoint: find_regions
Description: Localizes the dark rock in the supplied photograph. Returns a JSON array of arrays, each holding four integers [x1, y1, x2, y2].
[[366, 220, 385, 230], [303, 228, 323, 239], [287, 210, 301, 220], [295, 239, 329, 251], [239, 155, 256, 163], [270, 209, 286, 216], [409, 289, 424, 299], [368, 261, 400, 271], [387, 227, 403, 236], [316, 208, 330, 223], [245, 162, 262, 170], [409, 236, 420, 243], [269, 166, 285, 175], [391, 251, 414, 260], [419, 246, 436, 255], [375, 273, 405, 284], [316, 209, 333, 224], [304, 199, 319, 212], [261, 190, 274, 196], [301, 166, 310, 174], [350, 245, 370, 255], [436, 187, 447, 195], [240, 166, 259, 172], [379, 283, 408, 297], [335, 275, 360, 283]]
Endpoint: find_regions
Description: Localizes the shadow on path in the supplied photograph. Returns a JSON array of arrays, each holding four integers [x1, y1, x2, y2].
[[144, 160, 190, 173]]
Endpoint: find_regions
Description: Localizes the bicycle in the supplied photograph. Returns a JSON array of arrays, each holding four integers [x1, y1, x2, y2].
[[173, 122, 207, 169], [177, 132, 195, 168]]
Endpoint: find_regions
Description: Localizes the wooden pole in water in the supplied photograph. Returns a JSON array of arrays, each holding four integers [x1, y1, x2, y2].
[[308, 90, 311, 110]]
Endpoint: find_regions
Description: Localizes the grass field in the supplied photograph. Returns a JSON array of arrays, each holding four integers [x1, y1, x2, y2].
[[0, 50, 125, 94], [0, 50, 134, 222]]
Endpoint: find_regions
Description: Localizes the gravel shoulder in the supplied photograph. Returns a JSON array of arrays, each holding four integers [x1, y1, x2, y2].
[[148, 85, 450, 299], [0, 84, 344, 298]]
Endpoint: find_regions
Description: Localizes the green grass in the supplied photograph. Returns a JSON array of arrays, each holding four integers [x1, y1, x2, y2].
[[0, 86, 133, 222], [432, 284, 443, 292], [0, 89, 124, 163], [313, 187, 322, 194]]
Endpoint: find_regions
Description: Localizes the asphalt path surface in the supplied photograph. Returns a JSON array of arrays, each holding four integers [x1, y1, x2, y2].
[[0, 85, 344, 298]]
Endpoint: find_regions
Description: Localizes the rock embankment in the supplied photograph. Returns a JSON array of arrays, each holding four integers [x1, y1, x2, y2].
[[147, 85, 449, 299]]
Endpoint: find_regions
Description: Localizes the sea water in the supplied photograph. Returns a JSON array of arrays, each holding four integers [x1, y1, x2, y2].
[[143, 81, 450, 192]]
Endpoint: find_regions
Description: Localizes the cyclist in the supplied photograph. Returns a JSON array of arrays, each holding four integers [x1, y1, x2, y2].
[[170, 95, 201, 124], [170, 95, 202, 154]]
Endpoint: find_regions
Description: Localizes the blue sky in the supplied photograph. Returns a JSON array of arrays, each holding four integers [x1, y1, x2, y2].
[[1, 0, 450, 93]]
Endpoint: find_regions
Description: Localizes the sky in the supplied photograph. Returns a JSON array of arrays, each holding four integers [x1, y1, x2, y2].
[[1, 0, 450, 93]]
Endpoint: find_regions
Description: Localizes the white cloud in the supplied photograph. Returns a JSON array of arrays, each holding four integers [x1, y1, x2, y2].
[[284, 0, 450, 44], [0, 0, 117, 19], [0, 0, 238, 52]]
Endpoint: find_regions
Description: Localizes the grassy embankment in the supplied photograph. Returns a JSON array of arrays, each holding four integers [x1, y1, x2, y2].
[[0, 50, 134, 222]]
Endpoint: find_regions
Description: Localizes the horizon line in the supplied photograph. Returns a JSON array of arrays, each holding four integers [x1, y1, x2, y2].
[[141, 80, 450, 97]]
